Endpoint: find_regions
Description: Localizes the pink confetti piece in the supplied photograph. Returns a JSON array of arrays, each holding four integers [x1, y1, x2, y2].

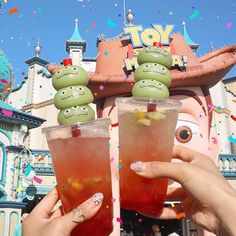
[[33, 176, 43, 184], [111, 198, 116, 203], [226, 22, 232, 29], [1, 109, 13, 117], [138, 218, 142, 223], [91, 22, 96, 28], [0, 78, 8, 84], [116, 217, 123, 224], [99, 85, 104, 90], [110, 157, 115, 163]]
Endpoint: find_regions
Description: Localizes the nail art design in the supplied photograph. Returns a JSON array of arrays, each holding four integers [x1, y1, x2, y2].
[[92, 192, 104, 206], [130, 161, 145, 172]]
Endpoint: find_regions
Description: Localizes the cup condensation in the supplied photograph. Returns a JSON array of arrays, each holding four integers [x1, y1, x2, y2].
[[116, 97, 181, 215], [42, 118, 113, 236]]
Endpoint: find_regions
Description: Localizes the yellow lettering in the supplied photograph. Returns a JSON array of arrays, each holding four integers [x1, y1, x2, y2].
[[124, 57, 139, 71], [124, 26, 143, 48], [153, 25, 174, 44], [172, 55, 184, 67], [141, 29, 160, 47]]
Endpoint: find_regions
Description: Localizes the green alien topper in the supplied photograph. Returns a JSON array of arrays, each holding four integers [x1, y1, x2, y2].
[[132, 42, 173, 100], [58, 105, 95, 125], [52, 58, 95, 125], [54, 85, 94, 109]]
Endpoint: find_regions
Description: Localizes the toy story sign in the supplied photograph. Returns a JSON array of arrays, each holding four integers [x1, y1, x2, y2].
[[123, 25, 188, 71]]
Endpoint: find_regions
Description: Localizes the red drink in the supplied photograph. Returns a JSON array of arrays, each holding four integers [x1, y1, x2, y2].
[[43, 119, 113, 236], [116, 97, 181, 216]]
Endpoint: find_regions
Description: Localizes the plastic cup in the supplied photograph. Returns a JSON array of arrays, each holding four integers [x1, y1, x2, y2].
[[42, 118, 113, 236], [115, 97, 181, 215]]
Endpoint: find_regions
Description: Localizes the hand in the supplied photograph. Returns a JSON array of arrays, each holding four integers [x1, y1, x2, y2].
[[130, 146, 236, 235], [22, 187, 103, 236]]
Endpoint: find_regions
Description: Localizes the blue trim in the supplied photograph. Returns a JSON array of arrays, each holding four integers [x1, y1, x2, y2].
[[0, 201, 27, 209], [0, 141, 7, 185], [0, 129, 12, 145]]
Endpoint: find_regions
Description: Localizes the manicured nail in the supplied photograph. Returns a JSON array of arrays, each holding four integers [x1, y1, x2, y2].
[[130, 161, 145, 172], [92, 193, 104, 206]]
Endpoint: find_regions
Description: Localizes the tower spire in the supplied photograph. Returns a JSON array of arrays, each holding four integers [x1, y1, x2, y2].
[[182, 21, 199, 52], [66, 18, 87, 65], [70, 18, 83, 41]]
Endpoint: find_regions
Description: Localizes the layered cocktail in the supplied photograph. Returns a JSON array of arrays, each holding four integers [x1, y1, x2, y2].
[[43, 119, 113, 236], [116, 98, 181, 215]]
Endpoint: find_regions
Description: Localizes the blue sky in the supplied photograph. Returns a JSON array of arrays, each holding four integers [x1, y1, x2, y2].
[[0, 0, 235, 86]]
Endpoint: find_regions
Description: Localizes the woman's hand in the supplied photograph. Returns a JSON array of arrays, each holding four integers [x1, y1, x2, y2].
[[23, 187, 103, 236], [130, 146, 236, 235]]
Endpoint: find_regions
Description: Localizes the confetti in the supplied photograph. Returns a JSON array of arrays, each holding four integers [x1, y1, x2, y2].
[[228, 135, 236, 144], [0, 78, 8, 83], [16, 185, 23, 193], [1, 109, 13, 117], [37, 7, 42, 14], [118, 163, 122, 169], [99, 85, 104, 90], [176, 212, 186, 219], [116, 217, 123, 224], [111, 198, 116, 203], [190, 9, 199, 20], [91, 22, 96, 28], [226, 22, 232, 29], [104, 51, 109, 56], [8, 7, 19, 14], [111, 122, 119, 127], [107, 19, 117, 28], [138, 218, 142, 223], [110, 157, 115, 163], [211, 137, 217, 144], [230, 115, 236, 121], [169, 11, 173, 16]]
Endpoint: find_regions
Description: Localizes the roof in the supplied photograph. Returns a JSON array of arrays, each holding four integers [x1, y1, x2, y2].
[[86, 33, 236, 100], [0, 101, 46, 129], [70, 19, 84, 41], [182, 22, 198, 46], [0, 100, 16, 111]]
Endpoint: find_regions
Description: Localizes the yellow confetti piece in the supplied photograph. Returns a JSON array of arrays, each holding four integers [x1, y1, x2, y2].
[[16, 185, 23, 193]]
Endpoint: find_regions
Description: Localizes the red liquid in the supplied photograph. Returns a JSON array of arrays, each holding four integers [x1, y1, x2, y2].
[[48, 136, 113, 236], [119, 110, 178, 216]]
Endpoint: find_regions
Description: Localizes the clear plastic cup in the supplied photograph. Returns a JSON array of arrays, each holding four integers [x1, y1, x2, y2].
[[116, 97, 181, 215], [42, 118, 113, 236]]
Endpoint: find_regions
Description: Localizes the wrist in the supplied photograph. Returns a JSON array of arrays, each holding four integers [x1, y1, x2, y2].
[[216, 191, 236, 236]]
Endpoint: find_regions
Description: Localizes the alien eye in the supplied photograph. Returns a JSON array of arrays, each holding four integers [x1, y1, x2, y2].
[[78, 87, 84, 91], [73, 67, 77, 70], [60, 90, 67, 96], [158, 83, 162, 86], [69, 86, 73, 90], [142, 81, 145, 83], [64, 109, 71, 115], [145, 65, 149, 68], [72, 106, 78, 109], [162, 67, 165, 70], [65, 66, 68, 69], [82, 107, 88, 111], [57, 70, 61, 74], [154, 64, 157, 66], [175, 126, 192, 143]]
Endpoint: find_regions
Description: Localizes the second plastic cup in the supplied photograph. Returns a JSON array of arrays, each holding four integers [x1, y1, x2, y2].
[[42, 118, 113, 236], [116, 97, 181, 216]]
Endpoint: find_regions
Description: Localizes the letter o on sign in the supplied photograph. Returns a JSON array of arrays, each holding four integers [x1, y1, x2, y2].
[[141, 29, 160, 46]]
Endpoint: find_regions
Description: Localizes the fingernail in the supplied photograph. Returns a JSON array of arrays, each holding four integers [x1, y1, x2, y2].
[[92, 193, 104, 206], [130, 161, 145, 172]]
